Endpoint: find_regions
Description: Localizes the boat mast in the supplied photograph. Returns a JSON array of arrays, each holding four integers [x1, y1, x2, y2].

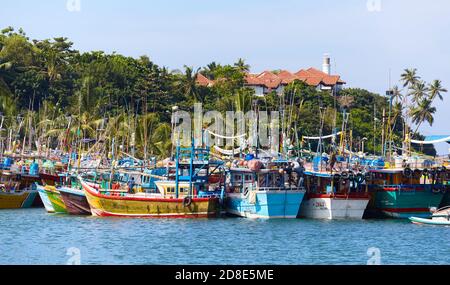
[[373, 104, 377, 156], [0, 116, 4, 160]]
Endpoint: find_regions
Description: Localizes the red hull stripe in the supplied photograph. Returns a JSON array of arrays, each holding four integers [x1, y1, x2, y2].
[[82, 182, 215, 203], [93, 209, 214, 219], [382, 187, 427, 192]]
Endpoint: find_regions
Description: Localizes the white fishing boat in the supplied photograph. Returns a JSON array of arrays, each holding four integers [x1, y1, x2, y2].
[[410, 207, 450, 226]]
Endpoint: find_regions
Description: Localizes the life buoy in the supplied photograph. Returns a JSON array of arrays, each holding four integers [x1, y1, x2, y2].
[[403, 167, 413, 178], [355, 173, 365, 185], [332, 174, 341, 181], [348, 171, 355, 181], [432, 188, 441, 194], [183, 196, 192, 207], [341, 171, 349, 180]]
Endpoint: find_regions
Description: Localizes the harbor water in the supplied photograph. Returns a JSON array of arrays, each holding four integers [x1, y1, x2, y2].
[[0, 208, 449, 265]]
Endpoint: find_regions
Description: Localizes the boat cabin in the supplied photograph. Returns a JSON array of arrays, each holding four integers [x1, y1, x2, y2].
[[304, 171, 367, 195], [227, 167, 301, 194]]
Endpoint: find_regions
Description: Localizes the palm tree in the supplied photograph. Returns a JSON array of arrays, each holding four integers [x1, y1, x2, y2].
[[391, 85, 403, 104], [202, 62, 219, 80], [391, 102, 404, 125], [400, 68, 420, 88], [234, 58, 250, 73], [0, 38, 17, 117], [148, 123, 172, 158], [428, 79, 447, 101], [234, 89, 253, 112], [409, 81, 429, 105], [410, 98, 436, 134], [175, 66, 200, 103]]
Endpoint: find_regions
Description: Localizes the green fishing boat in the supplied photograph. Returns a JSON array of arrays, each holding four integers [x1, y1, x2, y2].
[[44, 186, 68, 214]]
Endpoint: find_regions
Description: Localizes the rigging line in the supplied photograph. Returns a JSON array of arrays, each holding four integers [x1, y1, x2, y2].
[[303, 132, 343, 140], [205, 129, 246, 139]]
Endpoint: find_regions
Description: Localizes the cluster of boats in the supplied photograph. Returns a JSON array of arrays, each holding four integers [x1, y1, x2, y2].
[[1, 144, 450, 225]]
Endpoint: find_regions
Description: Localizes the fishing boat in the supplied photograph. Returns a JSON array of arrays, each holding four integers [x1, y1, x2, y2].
[[59, 175, 91, 215], [365, 165, 447, 219], [36, 184, 55, 213], [410, 207, 450, 226], [44, 185, 68, 214], [225, 160, 306, 219], [80, 146, 223, 218], [0, 163, 42, 209], [299, 169, 370, 219]]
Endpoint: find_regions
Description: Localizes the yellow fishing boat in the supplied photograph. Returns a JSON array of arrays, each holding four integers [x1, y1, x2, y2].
[[0, 171, 40, 209], [81, 179, 221, 218]]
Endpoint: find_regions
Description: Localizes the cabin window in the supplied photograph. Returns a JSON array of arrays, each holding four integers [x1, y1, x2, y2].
[[244, 175, 252, 182]]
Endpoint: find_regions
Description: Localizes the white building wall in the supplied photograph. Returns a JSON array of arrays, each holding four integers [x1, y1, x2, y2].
[[249, 86, 265, 97]]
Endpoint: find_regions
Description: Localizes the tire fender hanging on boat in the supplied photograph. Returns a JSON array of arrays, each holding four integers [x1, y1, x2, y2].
[[403, 167, 413, 178], [183, 196, 192, 207]]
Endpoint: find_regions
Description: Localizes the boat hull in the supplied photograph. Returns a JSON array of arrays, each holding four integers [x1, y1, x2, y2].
[[366, 185, 445, 219], [299, 194, 370, 219], [81, 181, 221, 218], [410, 216, 450, 226], [0, 191, 38, 209], [225, 190, 305, 219], [45, 187, 68, 214], [37, 185, 55, 213], [59, 187, 91, 215]]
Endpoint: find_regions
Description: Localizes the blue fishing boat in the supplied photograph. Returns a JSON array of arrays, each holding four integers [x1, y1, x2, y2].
[[225, 160, 306, 219]]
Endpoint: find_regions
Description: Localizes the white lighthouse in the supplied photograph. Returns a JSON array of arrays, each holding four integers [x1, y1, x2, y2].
[[322, 54, 331, 75]]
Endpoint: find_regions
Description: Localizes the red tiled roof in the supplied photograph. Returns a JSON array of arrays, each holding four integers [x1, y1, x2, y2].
[[277, 70, 298, 84], [255, 71, 282, 89], [196, 67, 345, 90], [196, 73, 213, 87]]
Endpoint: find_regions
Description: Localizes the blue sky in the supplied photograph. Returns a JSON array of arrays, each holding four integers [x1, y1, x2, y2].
[[1, 0, 450, 153]]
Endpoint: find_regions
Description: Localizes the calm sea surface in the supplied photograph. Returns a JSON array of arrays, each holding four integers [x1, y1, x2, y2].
[[0, 208, 449, 265]]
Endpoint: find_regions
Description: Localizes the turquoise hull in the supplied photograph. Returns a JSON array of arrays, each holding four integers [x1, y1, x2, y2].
[[226, 190, 305, 219], [410, 217, 450, 226], [368, 184, 445, 219], [21, 191, 38, 208], [37, 185, 55, 213]]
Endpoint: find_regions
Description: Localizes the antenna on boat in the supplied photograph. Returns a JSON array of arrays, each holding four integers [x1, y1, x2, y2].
[[170, 106, 179, 160]]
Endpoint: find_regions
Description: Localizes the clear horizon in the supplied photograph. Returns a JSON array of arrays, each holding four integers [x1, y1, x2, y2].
[[1, 0, 449, 154]]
